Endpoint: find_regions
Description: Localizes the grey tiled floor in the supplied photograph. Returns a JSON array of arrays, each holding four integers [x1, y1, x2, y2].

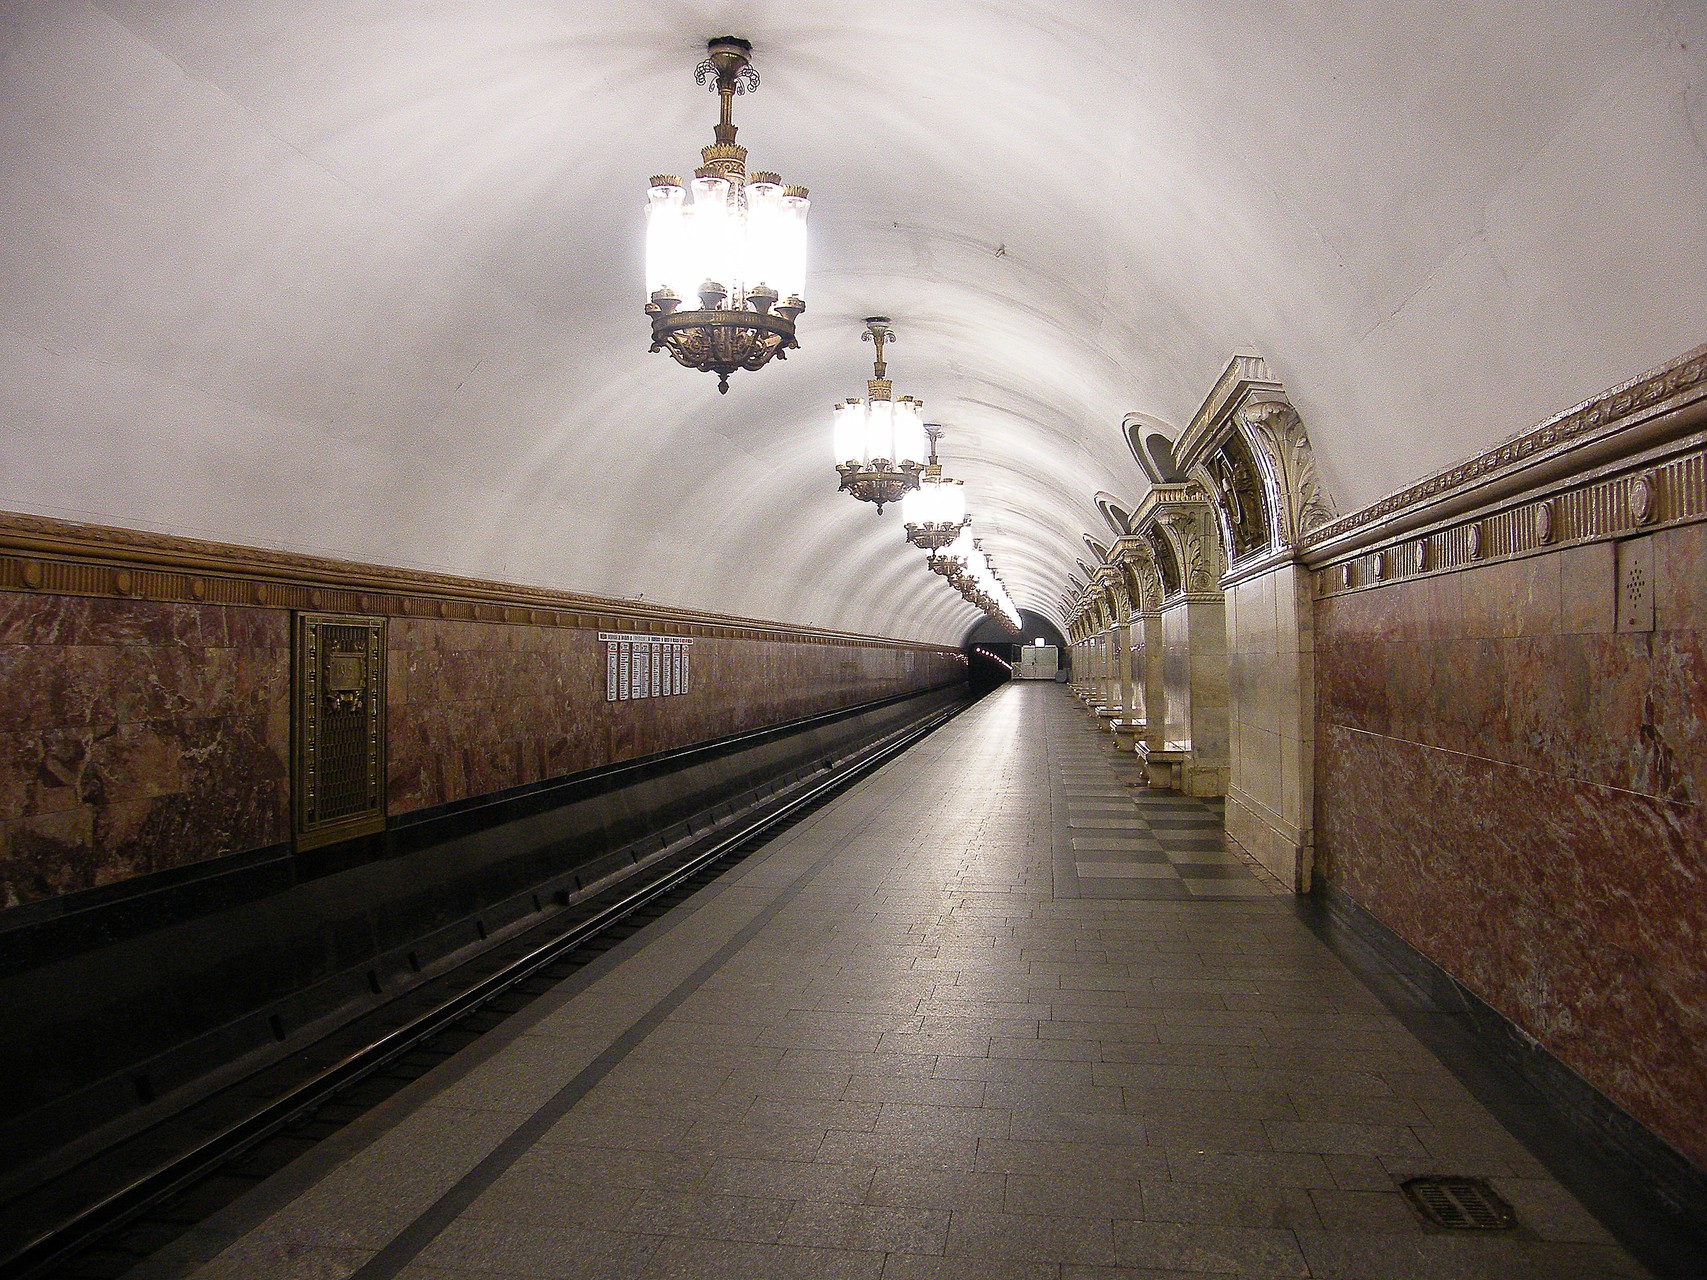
[[154, 684, 1646, 1280], [1048, 708, 1275, 902]]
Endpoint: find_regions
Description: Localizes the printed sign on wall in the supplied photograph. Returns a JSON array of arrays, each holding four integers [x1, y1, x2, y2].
[[601, 633, 696, 702]]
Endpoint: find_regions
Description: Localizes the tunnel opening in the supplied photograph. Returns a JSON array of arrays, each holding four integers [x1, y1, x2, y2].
[[963, 609, 1068, 697]]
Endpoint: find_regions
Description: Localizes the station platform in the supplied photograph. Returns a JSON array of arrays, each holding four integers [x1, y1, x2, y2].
[[135, 683, 1644, 1280]]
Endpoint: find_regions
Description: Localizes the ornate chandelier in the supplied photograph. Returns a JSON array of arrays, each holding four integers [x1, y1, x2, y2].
[[901, 425, 969, 551], [645, 37, 808, 393], [927, 528, 1019, 631], [832, 319, 930, 512], [930, 526, 977, 576]]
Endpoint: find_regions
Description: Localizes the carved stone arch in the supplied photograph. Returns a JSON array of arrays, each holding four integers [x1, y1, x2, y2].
[[1146, 529, 1181, 598], [1083, 535, 1111, 563], [1120, 544, 1164, 614], [1096, 584, 1117, 630], [1153, 508, 1221, 595], [1236, 399, 1338, 545], [1109, 573, 1133, 625], [1194, 429, 1272, 562], [1174, 356, 1338, 567]]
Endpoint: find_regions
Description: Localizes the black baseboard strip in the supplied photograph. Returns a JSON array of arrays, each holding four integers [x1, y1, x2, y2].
[[1300, 881, 1707, 1280]]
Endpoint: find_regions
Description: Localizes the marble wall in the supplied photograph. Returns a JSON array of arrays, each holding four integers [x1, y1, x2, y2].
[[1, 588, 962, 910], [0, 595, 291, 907], [1316, 521, 1706, 1168], [387, 620, 962, 814], [1225, 562, 1315, 888]]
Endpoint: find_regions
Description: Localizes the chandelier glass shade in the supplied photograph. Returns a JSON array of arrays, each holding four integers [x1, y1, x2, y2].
[[901, 424, 969, 551], [645, 38, 808, 393], [833, 319, 930, 512], [923, 526, 1017, 631], [901, 475, 967, 550]]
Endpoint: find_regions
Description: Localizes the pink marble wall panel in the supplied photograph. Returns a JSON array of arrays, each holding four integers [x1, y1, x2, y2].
[[0, 594, 290, 906], [1316, 520, 1707, 1168], [386, 620, 961, 814], [1, 588, 960, 910]]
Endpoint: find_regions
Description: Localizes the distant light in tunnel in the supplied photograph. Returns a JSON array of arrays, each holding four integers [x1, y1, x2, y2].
[[644, 37, 808, 394]]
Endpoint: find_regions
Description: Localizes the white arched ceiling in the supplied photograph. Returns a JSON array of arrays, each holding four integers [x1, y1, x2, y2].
[[1, 2, 1703, 645]]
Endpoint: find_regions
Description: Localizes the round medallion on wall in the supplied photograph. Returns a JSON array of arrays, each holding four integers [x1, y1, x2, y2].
[[20, 560, 42, 589], [1630, 472, 1657, 525], [1414, 540, 1429, 573], [254, 584, 269, 605], [1341, 564, 1352, 589], [1467, 523, 1482, 560], [1536, 501, 1554, 545], [112, 569, 132, 596], [1371, 554, 1384, 582], [189, 577, 205, 600]]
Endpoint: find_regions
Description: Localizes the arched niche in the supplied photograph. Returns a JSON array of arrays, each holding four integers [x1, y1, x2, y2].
[[1094, 492, 1137, 538], [1123, 412, 1186, 486]]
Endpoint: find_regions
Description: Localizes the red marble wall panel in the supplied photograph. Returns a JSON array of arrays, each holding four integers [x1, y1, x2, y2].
[[385, 620, 961, 814], [0, 594, 291, 906], [0, 586, 962, 909], [1316, 520, 1707, 1168]]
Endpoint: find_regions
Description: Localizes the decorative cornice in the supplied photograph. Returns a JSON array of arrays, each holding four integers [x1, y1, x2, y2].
[[1313, 430, 1707, 598], [1303, 345, 1707, 559], [0, 511, 957, 655]]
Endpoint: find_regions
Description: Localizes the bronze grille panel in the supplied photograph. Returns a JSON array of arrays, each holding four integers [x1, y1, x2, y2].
[[1401, 1177, 1517, 1230], [294, 613, 386, 850]]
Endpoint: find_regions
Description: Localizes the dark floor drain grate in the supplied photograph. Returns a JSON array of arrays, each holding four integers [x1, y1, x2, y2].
[[1402, 1176, 1517, 1230]]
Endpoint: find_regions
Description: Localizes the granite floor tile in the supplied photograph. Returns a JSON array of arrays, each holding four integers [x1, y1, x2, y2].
[[1113, 1219, 1310, 1276], [636, 1237, 886, 1279], [618, 1188, 794, 1243], [864, 1166, 1011, 1214], [1140, 1181, 1322, 1231], [778, 1200, 952, 1254], [701, 1155, 877, 1203], [415, 1219, 661, 1279], [945, 1209, 1117, 1266], [879, 1255, 1059, 1280]]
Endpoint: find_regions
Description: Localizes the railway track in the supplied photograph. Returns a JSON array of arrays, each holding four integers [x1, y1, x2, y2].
[[0, 699, 963, 1279]]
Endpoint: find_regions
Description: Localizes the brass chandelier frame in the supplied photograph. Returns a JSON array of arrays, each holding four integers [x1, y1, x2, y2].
[[903, 424, 969, 551], [835, 319, 925, 512], [646, 37, 806, 393]]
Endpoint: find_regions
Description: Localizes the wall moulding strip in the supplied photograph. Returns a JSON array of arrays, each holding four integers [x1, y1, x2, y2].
[[0, 511, 956, 656], [1313, 429, 1707, 598], [1302, 345, 1707, 564]]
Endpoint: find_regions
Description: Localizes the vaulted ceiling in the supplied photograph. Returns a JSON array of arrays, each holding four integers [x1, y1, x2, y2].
[[3, 2, 1703, 644]]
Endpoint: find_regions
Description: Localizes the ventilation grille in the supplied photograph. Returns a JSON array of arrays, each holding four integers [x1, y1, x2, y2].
[[294, 613, 387, 850], [1402, 1177, 1517, 1230]]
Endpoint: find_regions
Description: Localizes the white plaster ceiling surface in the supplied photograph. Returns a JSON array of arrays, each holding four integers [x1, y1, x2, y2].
[[1, 2, 1702, 644]]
